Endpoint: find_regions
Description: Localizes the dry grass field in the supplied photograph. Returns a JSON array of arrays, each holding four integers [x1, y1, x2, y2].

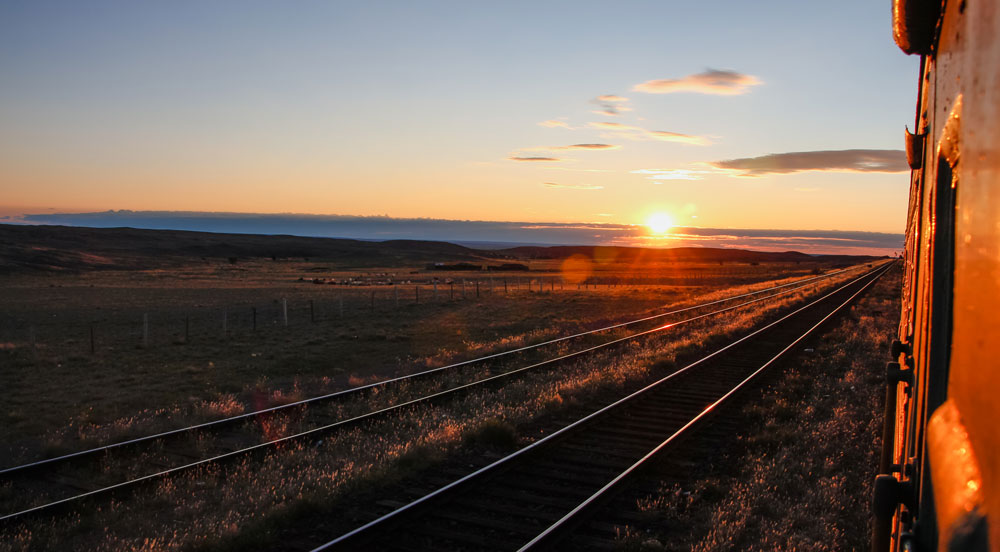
[[0, 252, 878, 551], [0, 256, 844, 465]]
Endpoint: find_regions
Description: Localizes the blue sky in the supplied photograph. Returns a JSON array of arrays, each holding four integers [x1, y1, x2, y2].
[[0, 1, 918, 247]]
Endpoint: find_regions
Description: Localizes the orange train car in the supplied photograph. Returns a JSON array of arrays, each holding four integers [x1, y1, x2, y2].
[[874, 1, 999, 551]]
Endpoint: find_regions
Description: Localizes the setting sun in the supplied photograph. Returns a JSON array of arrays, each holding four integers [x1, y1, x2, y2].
[[646, 212, 675, 234]]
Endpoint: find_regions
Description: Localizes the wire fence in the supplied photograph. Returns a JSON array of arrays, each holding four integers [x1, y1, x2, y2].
[[0, 266, 826, 356]]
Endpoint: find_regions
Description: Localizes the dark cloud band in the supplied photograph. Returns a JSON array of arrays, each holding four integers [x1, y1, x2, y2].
[[710, 149, 908, 176], [509, 156, 562, 162], [14, 210, 903, 255]]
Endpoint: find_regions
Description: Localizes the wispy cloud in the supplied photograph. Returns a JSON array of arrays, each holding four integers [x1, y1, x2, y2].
[[648, 131, 710, 145], [538, 119, 571, 128], [709, 149, 908, 176], [588, 122, 710, 146], [590, 94, 631, 116], [561, 143, 620, 150], [508, 156, 563, 162], [542, 182, 604, 190], [631, 168, 714, 181], [589, 122, 631, 130], [542, 167, 613, 173], [633, 69, 761, 95], [516, 143, 621, 153]]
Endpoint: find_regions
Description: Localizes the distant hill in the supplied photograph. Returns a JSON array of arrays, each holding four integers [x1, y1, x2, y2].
[[0, 224, 881, 273], [494, 245, 818, 263], [0, 224, 489, 273], [493, 244, 880, 265]]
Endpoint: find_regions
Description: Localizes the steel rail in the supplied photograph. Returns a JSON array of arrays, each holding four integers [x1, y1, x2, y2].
[[0, 264, 874, 523], [311, 263, 890, 551], [0, 264, 865, 476], [517, 261, 892, 551]]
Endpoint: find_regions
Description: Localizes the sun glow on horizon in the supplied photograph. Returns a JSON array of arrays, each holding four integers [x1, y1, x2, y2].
[[645, 212, 675, 234]]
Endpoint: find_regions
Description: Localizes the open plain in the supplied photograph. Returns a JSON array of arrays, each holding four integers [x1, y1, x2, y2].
[[0, 225, 890, 551]]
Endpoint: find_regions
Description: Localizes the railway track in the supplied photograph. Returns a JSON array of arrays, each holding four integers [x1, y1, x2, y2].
[[0, 263, 877, 523], [310, 262, 892, 551]]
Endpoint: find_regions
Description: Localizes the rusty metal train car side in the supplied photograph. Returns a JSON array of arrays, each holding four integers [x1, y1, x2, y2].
[[875, 1, 999, 551]]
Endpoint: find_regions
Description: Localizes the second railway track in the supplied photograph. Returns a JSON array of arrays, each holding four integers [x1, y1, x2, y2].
[[0, 263, 882, 525], [310, 262, 892, 551]]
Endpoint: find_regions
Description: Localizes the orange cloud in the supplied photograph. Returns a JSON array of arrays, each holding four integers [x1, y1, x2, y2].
[[633, 69, 761, 95], [647, 131, 710, 146], [588, 122, 709, 146], [589, 122, 633, 130], [542, 182, 604, 190], [631, 168, 713, 181], [538, 119, 571, 128], [517, 143, 620, 153], [509, 156, 562, 162], [561, 143, 620, 150], [543, 167, 612, 173]]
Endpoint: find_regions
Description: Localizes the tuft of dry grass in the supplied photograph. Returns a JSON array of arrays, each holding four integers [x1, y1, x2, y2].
[[463, 418, 518, 450]]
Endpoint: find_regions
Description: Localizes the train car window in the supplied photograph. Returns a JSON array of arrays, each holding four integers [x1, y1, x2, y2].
[[904, 170, 924, 341], [926, 151, 958, 414], [913, 151, 959, 551]]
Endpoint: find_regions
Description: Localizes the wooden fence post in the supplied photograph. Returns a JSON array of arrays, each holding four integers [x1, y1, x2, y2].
[[476, 281, 480, 298], [252, 307, 257, 331], [90, 324, 95, 354], [282, 298, 288, 326], [310, 300, 315, 323], [142, 313, 149, 347]]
